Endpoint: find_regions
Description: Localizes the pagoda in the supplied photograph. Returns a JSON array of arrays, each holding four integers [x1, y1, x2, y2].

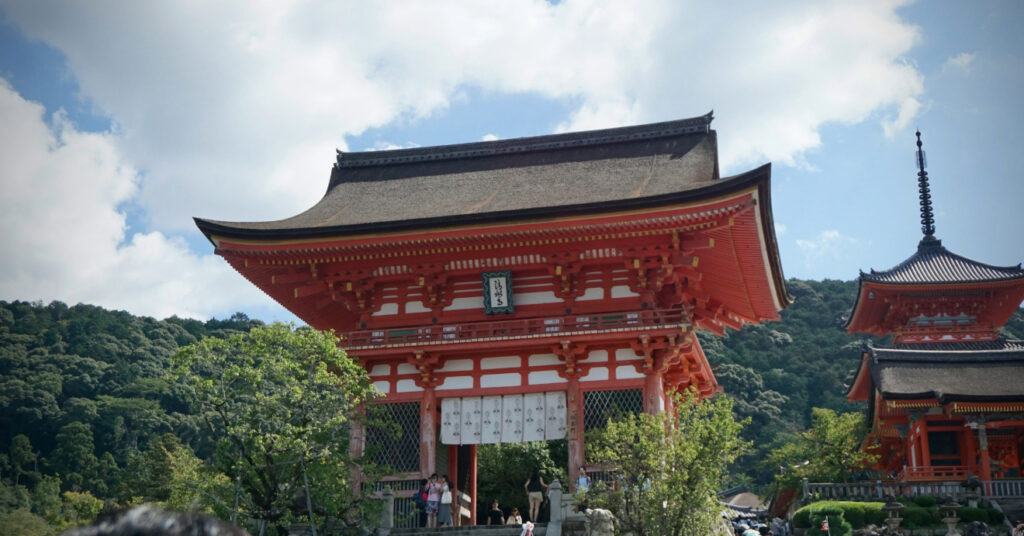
[[196, 113, 791, 524], [846, 132, 1024, 485]]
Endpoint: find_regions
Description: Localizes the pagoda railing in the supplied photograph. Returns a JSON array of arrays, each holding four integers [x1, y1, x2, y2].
[[341, 308, 688, 349]]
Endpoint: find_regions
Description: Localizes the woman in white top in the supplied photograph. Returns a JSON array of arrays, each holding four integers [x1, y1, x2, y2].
[[506, 507, 524, 526], [438, 475, 453, 527]]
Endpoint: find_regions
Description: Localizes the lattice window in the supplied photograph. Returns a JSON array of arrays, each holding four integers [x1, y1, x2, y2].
[[366, 401, 420, 473], [583, 389, 643, 432]]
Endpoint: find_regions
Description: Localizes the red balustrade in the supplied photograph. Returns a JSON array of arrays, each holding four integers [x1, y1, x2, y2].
[[341, 309, 687, 348]]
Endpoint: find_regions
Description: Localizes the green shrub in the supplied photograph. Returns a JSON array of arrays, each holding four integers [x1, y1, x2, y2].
[[959, 507, 988, 524], [793, 502, 887, 529], [988, 508, 1004, 524], [913, 495, 936, 508], [900, 504, 938, 529], [808, 509, 852, 536]]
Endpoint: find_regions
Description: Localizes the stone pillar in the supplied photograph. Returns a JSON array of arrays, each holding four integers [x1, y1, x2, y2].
[[380, 487, 394, 536], [548, 479, 563, 536], [421, 387, 437, 477]]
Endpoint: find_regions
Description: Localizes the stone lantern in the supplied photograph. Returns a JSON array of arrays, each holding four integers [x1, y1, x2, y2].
[[881, 496, 905, 535], [940, 496, 962, 536], [960, 476, 982, 508]]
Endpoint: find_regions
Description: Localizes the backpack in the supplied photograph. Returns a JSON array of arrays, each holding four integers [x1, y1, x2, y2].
[[415, 489, 427, 508]]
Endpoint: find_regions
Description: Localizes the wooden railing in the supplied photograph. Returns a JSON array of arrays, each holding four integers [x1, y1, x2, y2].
[[341, 309, 687, 348], [899, 465, 972, 481]]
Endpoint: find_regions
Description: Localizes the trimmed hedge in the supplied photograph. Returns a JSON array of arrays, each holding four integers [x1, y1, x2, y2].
[[793, 502, 886, 529], [794, 498, 1003, 530]]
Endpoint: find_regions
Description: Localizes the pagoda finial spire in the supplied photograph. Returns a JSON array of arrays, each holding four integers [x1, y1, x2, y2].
[[916, 130, 940, 249]]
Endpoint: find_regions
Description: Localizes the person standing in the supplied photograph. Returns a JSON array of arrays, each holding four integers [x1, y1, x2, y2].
[[426, 473, 443, 528], [487, 500, 505, 525], [438, 474, 453, 527], [416, 478, 429, 528], [524, 469, 548, 522], [576, 467, 591, 492]]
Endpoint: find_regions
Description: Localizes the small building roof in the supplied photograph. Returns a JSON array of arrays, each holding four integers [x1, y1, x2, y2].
[[860, 239, 1024, 285], [863, 339, 1024, 403], [196, 113, 726, 241]]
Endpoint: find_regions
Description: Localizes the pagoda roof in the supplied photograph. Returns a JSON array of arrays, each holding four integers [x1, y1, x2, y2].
[[196, 113, 729, 241], [859, 239, 1024, 285], [856, 339, 1024, 404]]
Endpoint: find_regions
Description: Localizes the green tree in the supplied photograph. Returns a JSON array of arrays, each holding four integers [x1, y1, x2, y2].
[[584, 391, 747, 536], [49, 423, 98, 491], [0, 508, 54, 536], [9, 435, 36, 486], [170, 323, 380, 536], [767, 408, 876, 489], [478, 441, 566, 520]]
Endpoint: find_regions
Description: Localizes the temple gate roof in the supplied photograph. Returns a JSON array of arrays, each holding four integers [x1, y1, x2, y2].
[[196, 113, 735, 240]]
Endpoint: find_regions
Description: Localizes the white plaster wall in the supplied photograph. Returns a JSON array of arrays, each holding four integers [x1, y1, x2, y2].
[[615, 365, 644, 379], [396, 363, 418, 374], [372, 303, 399, 316], [528, 353, 560, 367], [372, 381, 390, 394], [580, 350, 608, 363], [369, 364, 391, 376], [437, 376, 474, 391], [406, 301, 430, 314], [480, 356, 520, 370], [480, 373, 521, 388], [576, 287, 604, 301], [615, 348, 642, 361], [396, 379, 423, 393], [515, 291, 562, 305], [581, 367, 609, 382], [528, 370, 567, 385], [610, 285, 639, 298], [444, 297, 482, 311], [438, 359, 474, 372]]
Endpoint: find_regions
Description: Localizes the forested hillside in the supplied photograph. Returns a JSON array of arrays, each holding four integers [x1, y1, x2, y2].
[[1, 282, 1022, 529], [0, 301, 263, 531]]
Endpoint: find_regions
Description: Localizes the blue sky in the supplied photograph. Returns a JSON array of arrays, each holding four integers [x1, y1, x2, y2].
[[0, 1, 1021, 322]]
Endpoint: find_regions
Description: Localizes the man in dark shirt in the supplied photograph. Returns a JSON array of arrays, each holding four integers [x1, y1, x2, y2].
[[487, 500, 505, 525]]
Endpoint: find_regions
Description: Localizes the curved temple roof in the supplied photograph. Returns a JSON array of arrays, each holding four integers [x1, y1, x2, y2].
[[196, 113, 735, 241], [860, 240, 1024, 285], [862, 339, 1024, 403]]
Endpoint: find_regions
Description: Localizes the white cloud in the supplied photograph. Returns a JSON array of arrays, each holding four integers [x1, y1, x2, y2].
[[1, 1, 925, 230], [942, 52, 976, 74], [0, 81, 271, 319], [0, 1, 927, 319], [481, 134, 499, 142], [795, 229, 860, 266], [775, 223, 788, 237]]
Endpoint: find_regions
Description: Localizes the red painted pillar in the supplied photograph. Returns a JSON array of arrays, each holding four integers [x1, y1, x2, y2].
[[644, 370, 665, 415], [919, 419, 932, 468], [421, 387, 437, 477], [448, 444, 459, 526], [468, 445, 478, 526], [964, 426, 977, 476], [567, 377, 585, 490], [977, 424, 993, 489]]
